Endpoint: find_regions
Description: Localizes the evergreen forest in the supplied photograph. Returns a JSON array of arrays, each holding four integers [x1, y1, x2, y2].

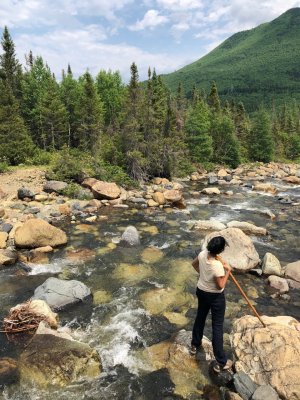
[[0, 27, 300, 185]]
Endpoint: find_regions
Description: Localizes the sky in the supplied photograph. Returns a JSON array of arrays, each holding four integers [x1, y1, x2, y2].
[[1, 0, 300, 81]]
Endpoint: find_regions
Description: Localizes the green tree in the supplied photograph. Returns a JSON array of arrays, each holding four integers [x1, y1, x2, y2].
[[208, 81, 221, 113], [96, 70, 125, 127], [248, 108, 274, 162], [121, 63, 147, 180], [0, 81, 34, 164], [211, 114, 240, 167], [76, 71, 104, 153], [0, 27, 22, 99], [185, 99, 213, 163]]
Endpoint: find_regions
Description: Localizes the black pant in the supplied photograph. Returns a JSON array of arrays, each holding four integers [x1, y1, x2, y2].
[[191, 287, 227, 366]]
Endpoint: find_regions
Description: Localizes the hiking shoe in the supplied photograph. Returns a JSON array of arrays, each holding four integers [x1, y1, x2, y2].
[[213, 359, 233, 373], [189, 345, 200, 356]]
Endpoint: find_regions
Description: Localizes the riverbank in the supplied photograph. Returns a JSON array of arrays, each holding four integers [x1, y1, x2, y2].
[[0, 162, 299, 399]]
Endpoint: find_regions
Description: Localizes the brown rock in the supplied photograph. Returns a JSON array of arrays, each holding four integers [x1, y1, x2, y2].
[[268, 275, 289, 293], [0, 249, 17, 266], [217, 168, 228, 177], [81, 177, 98, 190], [0, 207, 5, 218], [253, 183, 277, 194], [91, 181, 121, 200], [283, 176, 300, 184], [58, 204, 71, 215], [147, 199, 159, 207], [226, 221, 267, 235], [87, 199, 102, 209], [152, 192, 166, 205], [163, 189, 182, 203], [231, 315, 300, 400], [285, 260, 300, 282], [15, 219, 67, 249], [0, 232, 8, 249]]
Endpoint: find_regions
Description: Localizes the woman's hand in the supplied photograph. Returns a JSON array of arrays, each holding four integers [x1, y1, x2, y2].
[[222, 262, 232, 272]]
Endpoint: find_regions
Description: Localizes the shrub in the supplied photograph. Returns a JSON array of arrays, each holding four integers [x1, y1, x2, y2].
[[62, 183, 93, 200], [26, 150, 54, 166], [0, 161, 9, 173]]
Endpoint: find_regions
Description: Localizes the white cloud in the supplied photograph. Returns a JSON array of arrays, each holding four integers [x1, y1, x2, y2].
[[129, 9, 169, 30], [156, 0, 203, 11], [14, 28, 185, 80]]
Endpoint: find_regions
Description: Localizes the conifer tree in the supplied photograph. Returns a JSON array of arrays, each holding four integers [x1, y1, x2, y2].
[[121, 63, 147, 180], [248, 108, 274, 162], [0, 27, 22, 99], [185, 99, 213, 163], [77, 71, 104, 153], [211, 114, 240, 167], [0, 81, 34, 164], [208, 81, 221, 113], [60, 66, 80, 147]]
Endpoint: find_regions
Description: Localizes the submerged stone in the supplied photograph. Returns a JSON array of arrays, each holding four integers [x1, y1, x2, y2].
[[141, 247, 164, 264], [113, 263, 152, 284]]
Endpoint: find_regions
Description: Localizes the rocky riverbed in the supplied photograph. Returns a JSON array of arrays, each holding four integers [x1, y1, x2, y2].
[[0, 163, 299, 399]]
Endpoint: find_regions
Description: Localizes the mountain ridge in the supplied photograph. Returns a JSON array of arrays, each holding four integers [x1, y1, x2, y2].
[[162, 8, 300, 110]]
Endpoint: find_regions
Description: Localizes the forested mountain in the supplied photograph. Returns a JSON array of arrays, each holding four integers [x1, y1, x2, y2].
[[0, 25, 299, 183], [162, 8, 300, 110]]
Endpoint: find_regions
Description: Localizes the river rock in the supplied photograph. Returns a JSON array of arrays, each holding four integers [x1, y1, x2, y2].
[[14, 219, 67, 248], [81, 177, 98, 190], [208, 176, 218, 185], [163, 189, 182, 203], [284, 260, 300, 282], [267, 275, 289, 293], [217, 168, 228, 177], [194, 220, 226, 231], [0, 358, 19, 386], [0, 223, 13, 233], [202, 228, 260, 272], [226, 221, 267, 235], [283, 176, 300, 184], [152, 192, 166, 205], [147, 199, 159, 207], [231, 315, 300, 400], [34, 194, 48, 202], [120, 226, 140, 246], [145, 330, 214, 398], [18, 187, 35, 200], [287, 279, 300, 289], [19, 329, 101, 388], [202, 187, 220, 195], [253, 183, 277, 194], [233, 371, 258, 400], [0, 232, 8, 248], [91, 181, 121, 200], [0, 249, 17, 266], [32, 277, 91, 311], [252, 385, 280, 400], [10, 300, 58, 328], [43, 180, 68, 194], [262, 253, 282, 276]]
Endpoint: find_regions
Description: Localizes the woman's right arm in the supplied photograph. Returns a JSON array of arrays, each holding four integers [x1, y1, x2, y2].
[[192, 257, 200, 273], [214, 258, 232, 289]]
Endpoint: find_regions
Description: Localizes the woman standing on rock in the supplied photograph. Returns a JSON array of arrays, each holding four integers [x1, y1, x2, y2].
[[190, 236, 233, 372]]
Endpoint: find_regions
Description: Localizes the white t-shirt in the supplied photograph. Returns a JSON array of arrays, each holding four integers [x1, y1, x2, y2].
[[197, 249, 225, 293]]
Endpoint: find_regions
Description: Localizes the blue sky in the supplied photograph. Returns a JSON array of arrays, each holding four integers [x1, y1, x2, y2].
[[1, 0, 300, 81]]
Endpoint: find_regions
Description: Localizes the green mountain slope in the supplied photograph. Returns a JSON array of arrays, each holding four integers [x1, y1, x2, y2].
[[162, 8, 300, 110]]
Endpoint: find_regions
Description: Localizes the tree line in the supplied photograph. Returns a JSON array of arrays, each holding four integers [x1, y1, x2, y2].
[[0, 27, 300, 182]]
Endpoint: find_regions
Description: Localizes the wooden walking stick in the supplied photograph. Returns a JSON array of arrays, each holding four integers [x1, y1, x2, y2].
[[217, 256, 266, 328]]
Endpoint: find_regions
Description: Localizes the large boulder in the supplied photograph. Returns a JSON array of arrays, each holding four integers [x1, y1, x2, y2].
[[152, 192, 166, 205], [91, 181, 121, 200], [32, 277, 91, 311], [262, 253, 282, 276], [267, 275, 289, 293], [253, 183, 277, 194], [144, 330, 214, 398], [201, 187, 220, 195], [20, 325, 101, 388], [202, 228, 260, 272], [43, 180, 68, 194], [14, 219, 67, 248], [226, 221, 267, 236], [283, 176, 300, 184], [163, 189, 182, 203], [17, 187, 35, 200], [231, 315, 300, 400], [120, 226, 140, 247], [0, 232, 8, 249], [284, 260, 300, 283]]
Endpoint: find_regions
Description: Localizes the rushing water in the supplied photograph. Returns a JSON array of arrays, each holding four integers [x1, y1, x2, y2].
[[0, 179, 300, 399]]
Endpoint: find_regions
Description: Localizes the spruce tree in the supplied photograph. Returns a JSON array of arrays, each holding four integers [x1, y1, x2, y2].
[[77, 71, 104, 153], [0, 27, 22, 99], [208, 81, 221, 113], [248, 108, 274, 162], [0, 81, 34, 164], [121, 63, 147, 180], [211, 114, 240, 168], [185, 99, 213, 163]]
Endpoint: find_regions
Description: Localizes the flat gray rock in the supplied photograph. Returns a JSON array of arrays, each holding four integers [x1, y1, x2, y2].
[[120, 226, 140, 246], [252, 385, 279, 400], [233, 371, 258, 400], [32, 277, 91, 311]]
